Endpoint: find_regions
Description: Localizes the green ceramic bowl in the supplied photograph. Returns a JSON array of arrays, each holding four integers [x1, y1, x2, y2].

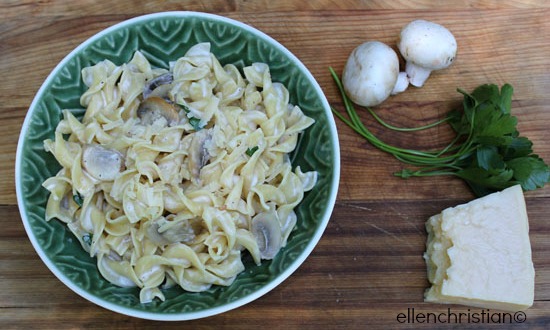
[[15, 12, 339, 320]]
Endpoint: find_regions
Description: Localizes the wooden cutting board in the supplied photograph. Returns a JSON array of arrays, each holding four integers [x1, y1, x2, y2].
[[1, 1, 549, 328]]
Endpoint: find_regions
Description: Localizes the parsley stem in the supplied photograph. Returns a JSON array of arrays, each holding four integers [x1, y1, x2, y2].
[[434, 133, 462, 157], [366, 107, 451, 132], [394, 168, 459, 178]]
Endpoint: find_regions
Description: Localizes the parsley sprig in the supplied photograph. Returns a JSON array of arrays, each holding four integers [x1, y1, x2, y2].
[[330, 67, 549, 197]]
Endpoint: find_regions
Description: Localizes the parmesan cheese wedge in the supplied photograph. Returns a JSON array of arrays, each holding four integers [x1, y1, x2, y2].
[[423, 184, 535, 311]]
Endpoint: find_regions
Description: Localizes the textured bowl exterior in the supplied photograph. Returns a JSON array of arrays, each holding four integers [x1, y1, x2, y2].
[[15, 12, 339, 320]]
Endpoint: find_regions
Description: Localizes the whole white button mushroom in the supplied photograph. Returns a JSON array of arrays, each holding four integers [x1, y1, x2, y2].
[[397, 19, 457, 87], [342, 41, 409, 107]]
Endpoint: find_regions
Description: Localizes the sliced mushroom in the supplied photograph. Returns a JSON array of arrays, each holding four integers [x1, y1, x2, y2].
[[143, 72, 173, 99], [145, 216, 196, 245], [81, 144, 124, 181], [137, 96, 180, 127], [188, 128, 212, 181], [251, 211, 282, 260]]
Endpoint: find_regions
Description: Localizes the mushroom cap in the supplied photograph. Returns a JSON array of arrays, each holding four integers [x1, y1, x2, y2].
[[398, 19, 457, 70], [137, 96, 180, 127], [342, 41, 400, 107], [81, 144, 124, 181]]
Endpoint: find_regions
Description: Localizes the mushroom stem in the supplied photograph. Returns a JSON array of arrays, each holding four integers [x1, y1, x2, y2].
[[405, 62, 433, 87], [391, 72, 410, 95]]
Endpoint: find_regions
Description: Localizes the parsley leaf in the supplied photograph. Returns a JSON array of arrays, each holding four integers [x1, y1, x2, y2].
[[246, 146, 259, 157], [502, 136, 533, 159], [73, 193, 84, 207], [476, 146, 505, 171], [188, 116, 202, 131], [177, 103, 204, 131], [507, 156, 550, 191]]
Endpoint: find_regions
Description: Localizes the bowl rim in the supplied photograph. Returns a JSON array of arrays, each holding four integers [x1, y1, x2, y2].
[[15, 11, 340, 321]]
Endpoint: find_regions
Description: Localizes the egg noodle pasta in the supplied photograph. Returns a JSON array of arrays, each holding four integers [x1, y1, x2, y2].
[[42, 43, 317, 303]]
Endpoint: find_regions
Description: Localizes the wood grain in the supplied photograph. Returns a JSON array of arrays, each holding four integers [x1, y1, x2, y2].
[[1, 1, 549, 328]]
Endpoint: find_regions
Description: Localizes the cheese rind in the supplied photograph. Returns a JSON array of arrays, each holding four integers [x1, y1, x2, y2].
[[424, 185, 535, 311]]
